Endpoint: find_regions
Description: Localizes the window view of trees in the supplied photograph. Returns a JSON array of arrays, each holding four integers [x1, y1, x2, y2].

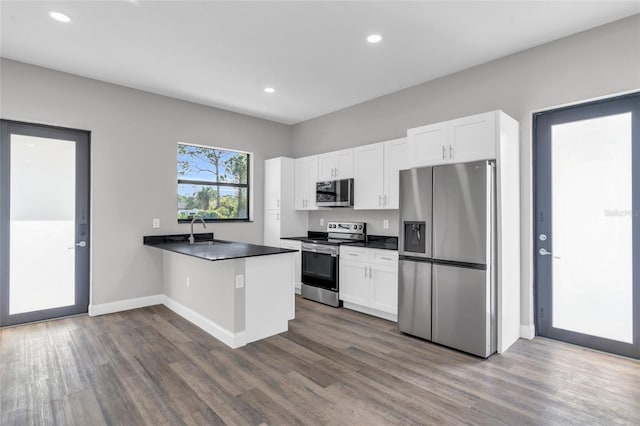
[[177, 143, 249, 221]]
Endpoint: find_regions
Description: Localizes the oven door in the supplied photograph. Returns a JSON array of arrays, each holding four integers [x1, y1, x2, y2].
[[301, 245, 338, 291]]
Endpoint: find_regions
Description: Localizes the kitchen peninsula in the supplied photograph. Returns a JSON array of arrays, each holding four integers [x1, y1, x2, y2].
[[144, 233, 296, 348]]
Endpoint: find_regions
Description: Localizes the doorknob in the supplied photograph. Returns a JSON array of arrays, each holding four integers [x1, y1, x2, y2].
[[68, 241, 86, 249], [539, 248, 552, 256]]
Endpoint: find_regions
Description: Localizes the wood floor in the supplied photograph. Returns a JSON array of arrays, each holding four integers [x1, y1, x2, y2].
[[1, 296, 639, 425]]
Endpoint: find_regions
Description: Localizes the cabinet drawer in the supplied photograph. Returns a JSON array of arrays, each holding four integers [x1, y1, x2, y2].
[[340, 246, 369, 262], [280, 240, 301, 250], [372, 251, 398, 266]]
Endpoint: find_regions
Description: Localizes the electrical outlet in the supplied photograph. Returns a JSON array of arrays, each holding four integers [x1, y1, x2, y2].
[[320, 218, 324, 227], [152, 218, 160, 228], [186, 276, 190, 288], [383, 219, 389, 229], [235, 274, 245, 289]]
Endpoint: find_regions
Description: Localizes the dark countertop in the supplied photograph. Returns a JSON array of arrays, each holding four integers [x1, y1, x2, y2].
[[351, 235, 398, 251], [282, 233, 398, 250], [144, 233, 296, 262], [280, 236, 309, 241]]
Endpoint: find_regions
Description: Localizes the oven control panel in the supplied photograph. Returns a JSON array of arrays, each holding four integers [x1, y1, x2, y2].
[[327, 221, 365, 234]]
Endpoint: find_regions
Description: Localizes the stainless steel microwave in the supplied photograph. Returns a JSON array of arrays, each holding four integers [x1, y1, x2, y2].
[[316, 178, 354, 207]]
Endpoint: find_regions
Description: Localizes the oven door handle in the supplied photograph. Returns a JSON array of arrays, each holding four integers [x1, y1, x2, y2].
[[302, 245, 338, 257]]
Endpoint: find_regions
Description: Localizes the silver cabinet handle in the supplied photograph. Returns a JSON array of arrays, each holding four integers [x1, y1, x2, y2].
[[384, 195, 387, 206], [379, 256, 393, 261], [277, 199, 280, 208], [369, 267, 372, 279], [539, 248, 552, 256], [348, 253, 359, 256], [442, 145, 446, 160], [277, 212, 280, 221], [334, 167, 338, 178], [364, 266, 367, 278], [449, 144, 454, 159], [378, 195, 382, 206]]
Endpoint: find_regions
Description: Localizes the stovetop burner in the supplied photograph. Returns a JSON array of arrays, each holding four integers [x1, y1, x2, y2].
[[301, 221, 366, 246]]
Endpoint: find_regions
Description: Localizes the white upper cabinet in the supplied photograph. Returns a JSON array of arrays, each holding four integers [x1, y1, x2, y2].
[[407, 123, 448, 167], [294, 155, 319, 210], [383, 138, 408, 209], [264, 158, 281, 210], [407, 111, 497, 168], [354, 142, 384, 209], [354, 138, 407, 210], [318, 148, 354, 181], [449, 112, 496, 163]]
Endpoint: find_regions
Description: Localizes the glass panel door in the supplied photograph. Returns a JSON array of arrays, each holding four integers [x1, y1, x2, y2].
[[534, 93, 639, 358], [0, 121, 90, 326]]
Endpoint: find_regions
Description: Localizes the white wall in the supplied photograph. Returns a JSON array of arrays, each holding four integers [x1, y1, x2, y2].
[[0, 58, 291, 306], [290, 15, 640, 330]]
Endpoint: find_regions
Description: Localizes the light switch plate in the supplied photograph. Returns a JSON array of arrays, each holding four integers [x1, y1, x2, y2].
[[235, 274, 245, 289], [152, 218, 160, 228], [383, 219, 389, 229]]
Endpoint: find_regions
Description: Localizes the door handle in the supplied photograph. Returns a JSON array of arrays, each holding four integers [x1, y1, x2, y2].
[[539, 248, 552, 256], [449, 144, 454, 158], [442, 145, 446, 160], [69, 241, 86, 249]]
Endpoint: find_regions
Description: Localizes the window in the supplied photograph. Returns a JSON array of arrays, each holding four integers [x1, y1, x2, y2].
[[177, 143, 250, 221]]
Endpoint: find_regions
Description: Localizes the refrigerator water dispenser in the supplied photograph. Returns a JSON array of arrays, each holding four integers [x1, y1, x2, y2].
[[403, 221, 426, 254]]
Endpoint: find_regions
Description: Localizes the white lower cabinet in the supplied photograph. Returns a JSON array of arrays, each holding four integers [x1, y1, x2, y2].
[[339, 246, 398, 321], [280, 239, 302, 294], [280, 239, 302, 320]]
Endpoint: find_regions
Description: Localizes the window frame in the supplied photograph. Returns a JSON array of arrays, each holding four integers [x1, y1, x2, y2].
[[176, 142, 251, 223]]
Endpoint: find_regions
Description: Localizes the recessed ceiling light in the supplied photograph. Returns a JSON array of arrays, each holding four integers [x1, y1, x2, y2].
[[264, 87, 276, 94], [367, 34, 382, 43], [49, 11, 71, 23]]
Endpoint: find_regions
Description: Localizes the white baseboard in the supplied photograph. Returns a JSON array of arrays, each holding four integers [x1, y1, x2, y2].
[[343, 302, 397, 323], [163, 296, 246, 348], [88, 294, 164, 317], [520, 324, 535, 340]]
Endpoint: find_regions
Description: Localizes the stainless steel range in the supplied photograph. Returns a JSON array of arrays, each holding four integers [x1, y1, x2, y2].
[[301, 221, 365, 307]]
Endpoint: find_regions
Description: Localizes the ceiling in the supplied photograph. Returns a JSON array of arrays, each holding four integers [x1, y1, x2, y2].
[[1, 1, 639, 125]]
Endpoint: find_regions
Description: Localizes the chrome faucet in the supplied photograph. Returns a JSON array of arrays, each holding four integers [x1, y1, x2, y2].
[[189, 215, 207, 244]]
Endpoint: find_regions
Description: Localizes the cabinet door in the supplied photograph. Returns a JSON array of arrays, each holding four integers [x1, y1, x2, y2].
[[450, 112, 496, 162], [339, 260, 369, 305], [264, 158, 281, 210], [317, 153, 336, 181], [370, 263, 398, 314], [335, 148, 354, 179], [306, 156, 319, 210], [264, 209, 281, 247], [294, 155, 318, 210], [407, 123, 449, 168], [353, 143, 384, 209], [383, 138, 407, 209], [280, 240, 302, 293]]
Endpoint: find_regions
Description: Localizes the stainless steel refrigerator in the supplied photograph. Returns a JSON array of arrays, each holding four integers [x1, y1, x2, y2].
[[398, 161, 496, 358]]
